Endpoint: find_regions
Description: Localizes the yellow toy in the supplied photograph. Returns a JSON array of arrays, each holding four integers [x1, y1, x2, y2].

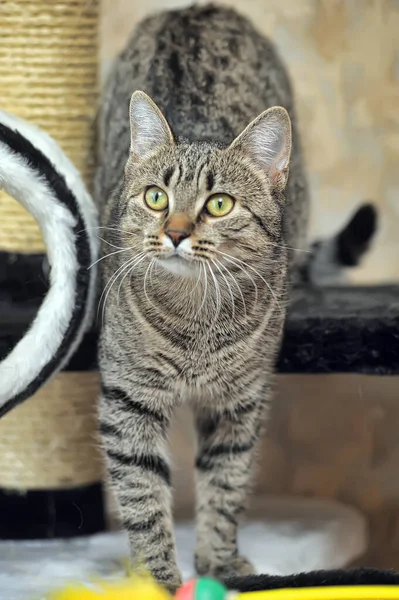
[[50, 573, 171, 600], [234, 588, 399, 600], [49, 573, 399, 600]]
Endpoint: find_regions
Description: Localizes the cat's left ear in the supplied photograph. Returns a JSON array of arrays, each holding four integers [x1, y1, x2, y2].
[[129, 91, 174, 162], [229, 106, 292, 191]]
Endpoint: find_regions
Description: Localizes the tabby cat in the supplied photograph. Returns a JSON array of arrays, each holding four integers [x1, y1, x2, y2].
[[95, 3, 370, 591]]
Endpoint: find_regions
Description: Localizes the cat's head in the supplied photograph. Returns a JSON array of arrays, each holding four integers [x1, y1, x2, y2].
[[118, 91, 291, 279]]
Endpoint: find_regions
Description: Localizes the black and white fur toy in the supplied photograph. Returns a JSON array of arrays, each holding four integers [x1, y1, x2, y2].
[[0, 110, 99, 417]]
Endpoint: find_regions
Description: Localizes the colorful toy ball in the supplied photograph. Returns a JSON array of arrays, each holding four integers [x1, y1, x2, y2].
[[176, 578, 228, 600]]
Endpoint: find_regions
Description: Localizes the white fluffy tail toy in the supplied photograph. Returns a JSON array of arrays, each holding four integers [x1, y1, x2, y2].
[[0, 110, 99, 416]]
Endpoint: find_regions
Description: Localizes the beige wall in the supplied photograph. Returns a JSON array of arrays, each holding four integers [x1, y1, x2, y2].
[[101, 0, 399, 283]]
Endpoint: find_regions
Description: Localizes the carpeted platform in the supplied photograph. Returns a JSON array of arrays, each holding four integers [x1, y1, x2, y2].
[[279, 284, 399, 374], [0, 496, 367, 600]]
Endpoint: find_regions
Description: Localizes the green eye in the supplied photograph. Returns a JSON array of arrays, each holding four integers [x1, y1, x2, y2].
[[144, 186, 169, 211], [205, 193, 235, 217]]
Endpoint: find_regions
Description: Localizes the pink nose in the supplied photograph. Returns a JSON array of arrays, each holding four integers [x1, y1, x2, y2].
[[166, 229, 189, 247], [164, 213, 194, 247]]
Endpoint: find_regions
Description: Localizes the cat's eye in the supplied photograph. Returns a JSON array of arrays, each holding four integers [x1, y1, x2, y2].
[[205, 193, 235, 217], [144, 186, 169, 211]]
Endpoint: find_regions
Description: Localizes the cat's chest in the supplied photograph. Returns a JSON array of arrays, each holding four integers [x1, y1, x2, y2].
[[109, 294, 281, 392], [144, 318, 271, 392]]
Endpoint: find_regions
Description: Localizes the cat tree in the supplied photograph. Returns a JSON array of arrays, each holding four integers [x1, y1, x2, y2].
[[0, 0, 104, 538], [0, 0, 97, 250]]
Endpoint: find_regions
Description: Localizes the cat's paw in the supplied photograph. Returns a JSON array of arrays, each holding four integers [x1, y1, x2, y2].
[[195, 553, 212, 577], [195, 554, 255, 580], [152, 568, 182, 594]]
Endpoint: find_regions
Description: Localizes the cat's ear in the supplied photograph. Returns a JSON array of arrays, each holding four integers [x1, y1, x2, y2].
[[230, 106, 292, 191], [129, 91, 174, 162]]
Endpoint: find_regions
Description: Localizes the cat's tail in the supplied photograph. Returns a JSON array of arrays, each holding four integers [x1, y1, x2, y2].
[[0, 110, 99, 417], [300, 203, 378, 286]]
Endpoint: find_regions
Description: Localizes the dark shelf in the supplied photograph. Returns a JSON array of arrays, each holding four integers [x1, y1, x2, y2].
[[2, 284, 399, 375], [279, 284, 399, 374], [2, 248, 399, 375]]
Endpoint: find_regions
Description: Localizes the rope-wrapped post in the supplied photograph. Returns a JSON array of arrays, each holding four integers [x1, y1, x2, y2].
[[0, 0, 104, 538], [0, 373, 105, 539], [0, 0, 98, 251]]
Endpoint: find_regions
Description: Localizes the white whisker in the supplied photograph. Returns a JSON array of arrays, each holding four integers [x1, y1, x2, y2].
[[143, 257, 158, 310], [116, 252, 147, 306], [211, 259, 236, 321], [99, 255, 140, 325], [214, 258, 247, 319], [188, 262, 204, 298], [216, 250, 281, 310], [148, 256, 158, 291], [78, 225, 128, 239], [207, 262, 222, 325], [85, 226, 128, 234], [98, 256, 135, 317], [88, 246, 132, 270], [95, 234, 126, 250], [217, 254, 258, 310], [196, 263, 208, 317], [265, 240, 310, 253]]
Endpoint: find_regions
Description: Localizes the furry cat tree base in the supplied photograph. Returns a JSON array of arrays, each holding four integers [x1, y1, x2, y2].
[[0, 110, 99, 414], [0, 496, 367, 599]]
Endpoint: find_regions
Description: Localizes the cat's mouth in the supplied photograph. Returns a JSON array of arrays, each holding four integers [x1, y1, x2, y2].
[[157, 254, 199, 278]]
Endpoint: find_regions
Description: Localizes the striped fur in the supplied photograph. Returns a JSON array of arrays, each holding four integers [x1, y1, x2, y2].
[[96, 5, 309, 591]]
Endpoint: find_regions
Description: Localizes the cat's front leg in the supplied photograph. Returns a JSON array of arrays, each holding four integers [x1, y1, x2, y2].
[[194, 386, 268, 580], [99, 383, 181, 592]]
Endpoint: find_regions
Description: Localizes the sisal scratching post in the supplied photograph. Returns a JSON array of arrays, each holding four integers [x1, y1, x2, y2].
[[0, 374, 105, 539], [0, 0, 98, 251], [0, 0, 104, 538]]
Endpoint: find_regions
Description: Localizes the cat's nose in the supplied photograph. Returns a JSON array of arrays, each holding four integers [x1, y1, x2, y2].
[[166, 229, 189, 247], [164, 213, 194, 247]]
